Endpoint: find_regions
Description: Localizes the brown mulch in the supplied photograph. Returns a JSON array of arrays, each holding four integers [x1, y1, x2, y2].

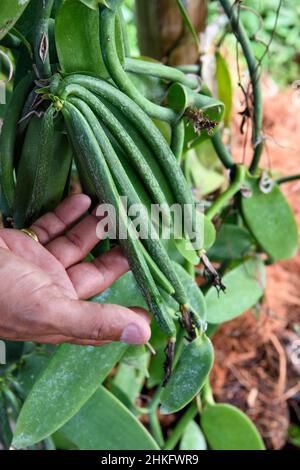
[[210, 77, 300, 449]]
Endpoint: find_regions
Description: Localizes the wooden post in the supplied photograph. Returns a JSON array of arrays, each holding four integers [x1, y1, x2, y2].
[[135, 0, 207, 65]]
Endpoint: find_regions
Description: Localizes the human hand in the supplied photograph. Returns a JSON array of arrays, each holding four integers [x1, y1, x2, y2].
[[0, 194, 151, 346]]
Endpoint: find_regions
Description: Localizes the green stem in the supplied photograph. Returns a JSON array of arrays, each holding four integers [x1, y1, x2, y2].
[[276, 173, 300, 185], [202, 380, 215, 406], [163, 401, 198, 450], [170, 119, 185, 163], [32, 0, 54, 78], [220, 0, 263, 173], [148, 327, 186, 447], [175, 64, 200, 74], [211, 130, 235, 169], [149, 409, 165, 448], [149, 329, 194, 450], [99, 5, 177, 122], [124, 58, 199, 89], [173, 327, 186, 366], [149, 384, 163, 411], [205, 164, 245, 220], [148, 385, 165, 447]]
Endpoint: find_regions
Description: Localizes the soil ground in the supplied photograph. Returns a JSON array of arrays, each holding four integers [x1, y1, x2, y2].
[[211, 77, 300, 449]]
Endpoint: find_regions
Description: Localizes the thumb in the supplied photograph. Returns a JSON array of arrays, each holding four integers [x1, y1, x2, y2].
[[51, 298, 151, 345]]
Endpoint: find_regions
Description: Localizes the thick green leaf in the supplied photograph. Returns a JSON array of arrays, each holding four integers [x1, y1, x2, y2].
[[13, 342, 127, 449], [113, 360, 148, 403], [17, 352, 52, 396], [207, 224, 255, 261], [59, 386, 159, 450], [180, 420, 207, 450], [201, 403, 265, 450], [52, 430, 78, 450], [106, 381, 140, 415], [206, 257, 266, 324], [194, 138, 222, 170], [127, 72, 167, 105], [160, 335, 214, 414], [150, 263, 207, 388], [174, 212, 215, 257], [122, 345, 148, 372], [168, 83, 224, 123], [113, 346, 150, 401], [0, 0, 30, 40], [241, 176, 298, 261], [215, 51, 233, 127], [55, 0, 108, 77], [147, 322, 168, 388], [204, 215, 216, 250], [174, 237, 200, 265], [187, 148, 224, 196]]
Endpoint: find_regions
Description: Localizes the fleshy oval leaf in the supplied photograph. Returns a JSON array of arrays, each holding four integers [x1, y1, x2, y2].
[[160, 335, 214, 414], [180, 420, 207, 450], [201, 403, 265, 450], [59, 386, 159, 450], [241, 176, 298, 261], [207, 224, 255, 261], [0, 0, 30, 40]]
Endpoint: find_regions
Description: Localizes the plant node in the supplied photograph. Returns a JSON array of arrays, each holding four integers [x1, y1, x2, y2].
[[163, 338, 176, 386], [180, 304, 197, 341]]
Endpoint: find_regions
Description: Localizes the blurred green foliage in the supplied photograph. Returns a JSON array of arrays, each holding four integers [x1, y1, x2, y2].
[[126, 0, 300, 86], [209, 0, 300, 86], [288, 424, 300, 447]]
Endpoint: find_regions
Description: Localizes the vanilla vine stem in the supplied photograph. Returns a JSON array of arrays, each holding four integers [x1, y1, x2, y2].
[[202, 380, 215, 406], [220, 0, 263, 173], [163, 401, 198, 450], [211, 130, 235, 170], [32, 0, 54, 78], [205, 165, 246, 221]]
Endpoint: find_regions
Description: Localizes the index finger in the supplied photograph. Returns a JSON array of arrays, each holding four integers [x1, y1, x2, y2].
[[30, 194, 92, 245]]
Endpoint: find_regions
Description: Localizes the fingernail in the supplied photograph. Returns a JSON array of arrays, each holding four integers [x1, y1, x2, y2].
[[120, 324, 143, 344]]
